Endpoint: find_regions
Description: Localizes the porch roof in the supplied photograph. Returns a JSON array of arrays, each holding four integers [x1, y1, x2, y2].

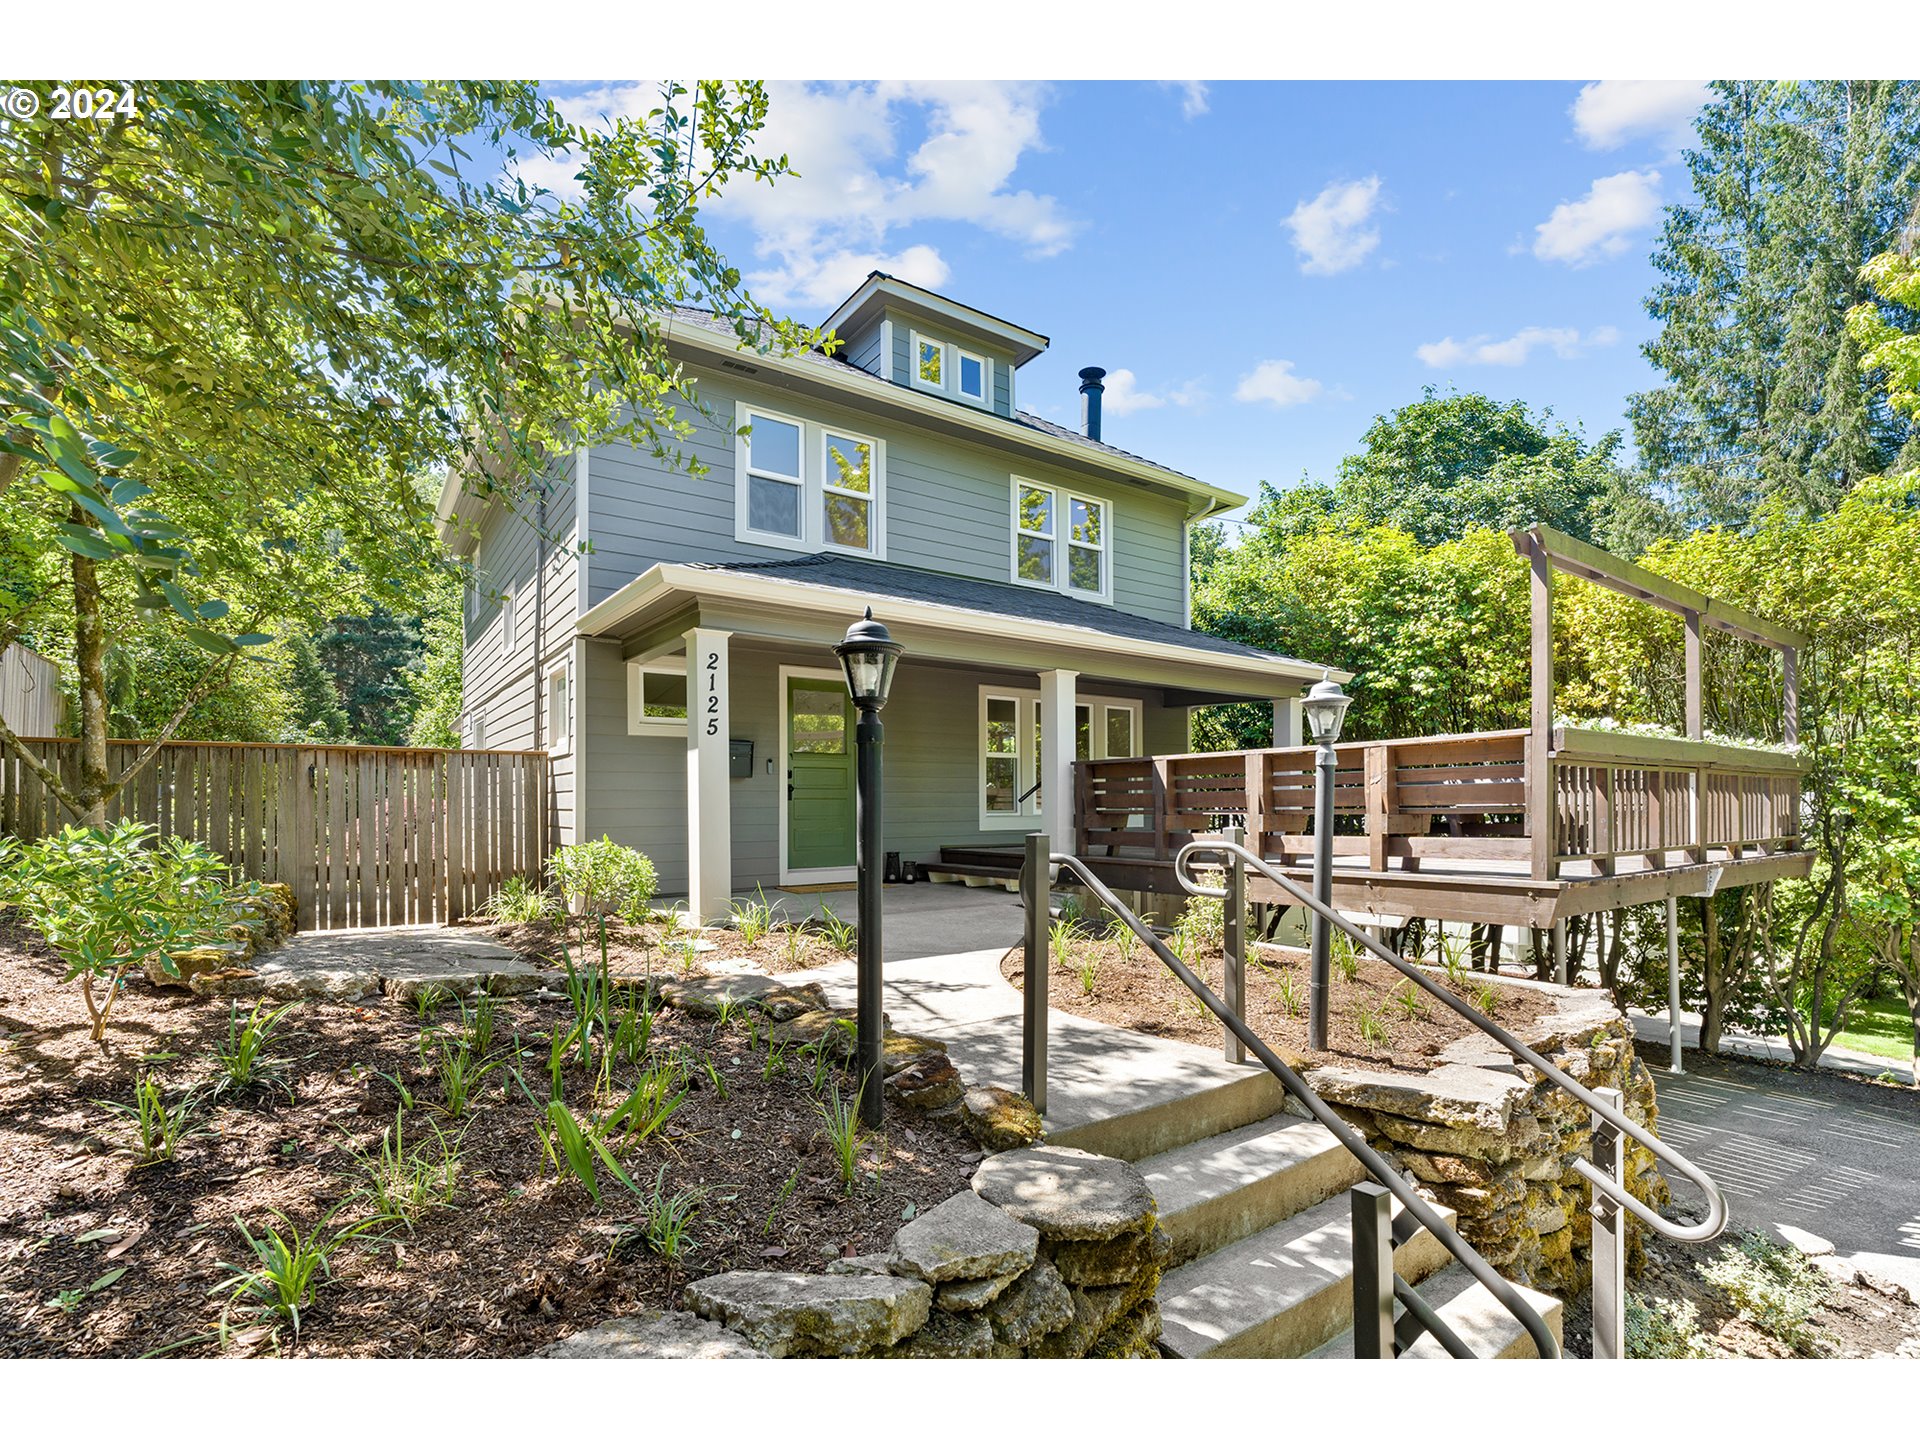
[[576, 556, 1345, 701]]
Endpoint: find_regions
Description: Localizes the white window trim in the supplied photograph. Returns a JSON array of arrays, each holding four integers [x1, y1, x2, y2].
[[733, 404, 887, 559], [909, 329, 945, 393], [977, 686, 1142, 830], [1009, 477, 1114, 604], [544, 659, 572, 756], [955, 347, 991, 409], [627, 657, 690, 738]]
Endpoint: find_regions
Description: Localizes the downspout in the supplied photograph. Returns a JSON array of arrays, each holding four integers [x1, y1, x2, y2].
[[532, 482, 548, 752]]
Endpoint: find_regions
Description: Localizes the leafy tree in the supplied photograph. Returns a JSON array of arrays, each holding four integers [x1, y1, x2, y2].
[[1281, 389, 1633, 547], [407, 567, 466, 749], [0, 80, 812, 822], [1848, 202, 1920, 431], [1632, 81, 1920, 522]]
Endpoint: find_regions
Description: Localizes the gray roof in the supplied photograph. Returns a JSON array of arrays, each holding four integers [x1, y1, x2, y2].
[[688, 553, 1308, 669], [663, 305, 1199, 485]]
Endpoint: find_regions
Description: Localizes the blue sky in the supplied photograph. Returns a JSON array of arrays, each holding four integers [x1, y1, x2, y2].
[[546, 80, 1709, 517]]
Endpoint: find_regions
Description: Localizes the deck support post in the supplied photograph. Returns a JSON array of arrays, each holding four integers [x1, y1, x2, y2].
[[1591, 1086, 1627, 1360], [1021, 830, 1049, 1113], [1222, 822, 1247, 1064], [1037, 668, 1077, 859], [1665, 895, 1684, 1074], [1552, 917, 1568, 987]]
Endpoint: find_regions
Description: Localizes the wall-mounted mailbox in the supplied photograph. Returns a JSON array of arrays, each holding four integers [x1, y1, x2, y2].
[[729, 739, 753, 779]]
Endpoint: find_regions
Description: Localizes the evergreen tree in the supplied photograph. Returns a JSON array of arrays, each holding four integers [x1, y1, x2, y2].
[[285, 634, 349, 742], [1632, 81, 1920, 521], [315, 608, 426, 746]]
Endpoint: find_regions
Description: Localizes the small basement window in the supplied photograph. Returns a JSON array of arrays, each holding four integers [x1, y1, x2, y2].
[[628, 659, 689, 737]]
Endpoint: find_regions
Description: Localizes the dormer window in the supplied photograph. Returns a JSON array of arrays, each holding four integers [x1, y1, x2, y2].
[[957, 348, 987, 402], [911, 330, 993, 410]]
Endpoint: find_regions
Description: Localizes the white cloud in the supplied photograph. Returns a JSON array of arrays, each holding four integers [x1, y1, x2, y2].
[[1234, 360, 1326, 409], [1571, 80, 1709, 152], [1283, 176, 1383, 276], [519, 81, 1076, 311], [1165, 81, 1210, 119], [1415, 325, 1621, 368], [1531, 169, 1662, 266], [1100, 369, 1164, 418]]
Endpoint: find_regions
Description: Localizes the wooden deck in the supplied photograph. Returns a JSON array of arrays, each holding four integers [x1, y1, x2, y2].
[[1070, 726, 1811, 929]]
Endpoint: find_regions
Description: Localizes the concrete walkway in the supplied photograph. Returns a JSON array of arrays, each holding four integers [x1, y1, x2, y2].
[[784, 946, 1280, 1158], [663, 881, 1027, 964], [1652, 1054, 1920, 1297], [1628, 1006, 1915, 1086]]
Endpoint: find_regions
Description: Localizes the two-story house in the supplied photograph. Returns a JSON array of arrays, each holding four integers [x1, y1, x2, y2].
[[435, 273, 1329, 920]]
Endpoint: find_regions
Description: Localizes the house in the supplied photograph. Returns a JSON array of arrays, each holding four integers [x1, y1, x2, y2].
[[435, 273, 1330, 920]]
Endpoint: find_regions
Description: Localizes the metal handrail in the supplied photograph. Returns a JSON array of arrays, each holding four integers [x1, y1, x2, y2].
[[1172, 837, 1729, 1247], [1043, 851, 1558, 1360]]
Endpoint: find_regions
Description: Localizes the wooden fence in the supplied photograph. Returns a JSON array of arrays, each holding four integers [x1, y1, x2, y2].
[[1, 738, 550, 931]]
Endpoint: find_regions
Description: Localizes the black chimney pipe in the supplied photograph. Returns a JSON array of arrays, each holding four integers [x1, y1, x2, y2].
[[1078, 366, 1107, 442]]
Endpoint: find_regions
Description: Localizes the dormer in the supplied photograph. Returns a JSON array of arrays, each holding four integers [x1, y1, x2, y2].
[[823, 272, 1049, 421]]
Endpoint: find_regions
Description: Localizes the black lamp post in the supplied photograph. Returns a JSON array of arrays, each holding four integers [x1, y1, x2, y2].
[[1302, 674, 1351, 1051], [835, 608, 904, 1127]]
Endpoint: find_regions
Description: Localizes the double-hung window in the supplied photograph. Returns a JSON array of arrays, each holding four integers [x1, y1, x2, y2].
[[736, 405, 884, 558], [1011, 478, 1111, 601]]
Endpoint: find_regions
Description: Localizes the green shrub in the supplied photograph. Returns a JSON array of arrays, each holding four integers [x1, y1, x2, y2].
[[548, 837, 657, 923], [1699, 1233, 1831, 1351], [1625, 1294, 1718, 1358], [8, 820, 240, 1045], [482, 874, 554, 924]]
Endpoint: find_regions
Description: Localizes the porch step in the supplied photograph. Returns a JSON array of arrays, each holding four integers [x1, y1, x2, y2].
[[922, 864, 1021, 893], [1141, 1114, 1366, 1267], [936, 845, 1023, 873], [1156, 1190, 1458, 1359], [1307, 1264, 1564, 1359]]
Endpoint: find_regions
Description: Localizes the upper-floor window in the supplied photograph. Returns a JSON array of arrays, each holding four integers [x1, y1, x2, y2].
[[911, 330, 992, 411], [1011, 477, 1110, 602], [544, 660, 572, 756], [735, 404, 885, 558], [500, 586, 517, 655]]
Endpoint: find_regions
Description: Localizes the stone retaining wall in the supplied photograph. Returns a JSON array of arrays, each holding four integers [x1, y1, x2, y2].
[[1303, 980, 1669, 1294], [682, 1145, 1166, 1358]]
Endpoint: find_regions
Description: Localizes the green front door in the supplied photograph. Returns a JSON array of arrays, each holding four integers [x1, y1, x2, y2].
[[787, 677, 855, 871]]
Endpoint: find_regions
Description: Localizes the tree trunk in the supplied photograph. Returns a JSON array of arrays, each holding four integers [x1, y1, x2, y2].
[[70, 505, 111, 826], [1601, 907, 1627, 996], [1699, 896, 1724, 1055]]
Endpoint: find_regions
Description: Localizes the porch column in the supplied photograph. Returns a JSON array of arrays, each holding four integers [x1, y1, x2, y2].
[[685, 626, 733, 922], [1038, 667, 1078, 857], [1273, 696, 1302, 748]]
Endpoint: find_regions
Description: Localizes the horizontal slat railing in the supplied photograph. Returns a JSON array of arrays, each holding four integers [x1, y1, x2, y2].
[[0, 737, 551, 930], [1075, 724, 1804, 882]]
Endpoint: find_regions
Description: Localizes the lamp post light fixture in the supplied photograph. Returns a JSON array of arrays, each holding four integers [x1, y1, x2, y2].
[[835, 608, 904, 1127], [1302, 674, 1352, 1051]]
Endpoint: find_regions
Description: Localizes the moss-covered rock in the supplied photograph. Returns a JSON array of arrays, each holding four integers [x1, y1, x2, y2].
[[960, 1086, 1044, 1152]]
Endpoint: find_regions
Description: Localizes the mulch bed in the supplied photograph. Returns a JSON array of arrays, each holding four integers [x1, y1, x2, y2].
[[1002, 931, 1558, 1073], [1561, 1212, 1920, 1358], [0, 921, 975, 1358]]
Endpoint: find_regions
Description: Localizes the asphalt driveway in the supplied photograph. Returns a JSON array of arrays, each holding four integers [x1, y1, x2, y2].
[[1651, 1053, 1920, 1294]]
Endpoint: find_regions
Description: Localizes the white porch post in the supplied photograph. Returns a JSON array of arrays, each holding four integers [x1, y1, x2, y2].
[[686, 627, 733, 922], [1273, 696, 1303, 748], [1039, 668, 1078, 857]]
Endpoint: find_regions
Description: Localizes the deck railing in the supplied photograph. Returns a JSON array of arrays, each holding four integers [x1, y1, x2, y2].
[[1074, 725, 1804, 882]]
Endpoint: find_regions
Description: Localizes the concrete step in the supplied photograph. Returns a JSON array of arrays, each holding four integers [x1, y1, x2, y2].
[[1048, 1062, 1286, 1163], [1309, 1262, 1565, 1359], [1141, 1114, 1366, 1267], [1157, 1190, 1458, 1359]]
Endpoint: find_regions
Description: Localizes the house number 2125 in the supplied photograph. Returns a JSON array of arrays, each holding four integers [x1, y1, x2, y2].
[[704, 651, 720, 736]]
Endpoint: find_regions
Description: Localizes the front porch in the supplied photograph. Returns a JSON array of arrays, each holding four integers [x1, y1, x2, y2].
[[574, 553, 1333, 920]]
